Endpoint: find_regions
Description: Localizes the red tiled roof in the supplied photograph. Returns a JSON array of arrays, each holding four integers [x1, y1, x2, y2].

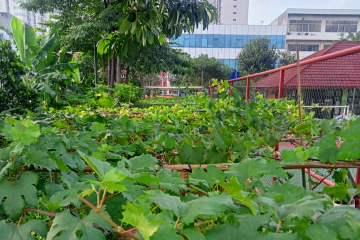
[[253, 42, 360, 89]]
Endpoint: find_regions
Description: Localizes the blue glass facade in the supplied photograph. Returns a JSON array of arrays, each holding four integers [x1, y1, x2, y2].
[[171, 35, 286, 49], [220, 59, 238, 70]]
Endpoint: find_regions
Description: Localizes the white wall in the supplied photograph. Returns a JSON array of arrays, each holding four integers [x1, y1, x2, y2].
[[220, 0, 249, 25]]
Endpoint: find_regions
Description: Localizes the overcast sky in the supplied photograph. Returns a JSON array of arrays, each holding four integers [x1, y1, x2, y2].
[[248, 0, 360, 25]]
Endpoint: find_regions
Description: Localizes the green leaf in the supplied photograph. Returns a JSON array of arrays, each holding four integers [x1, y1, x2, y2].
[[119, 21, 131, 34], [338, 139, 360, 161], [189, 164, 225, 188], [147, 190, 235, 225], [4, 122, 41, 145], [149, 221, 183, 240], [338, 216, 360, 240], [339, 119, 360, 140], [323, 186, 349, 203], [11, 17, 25, 62], [314, 134, 339, 163], [47, 209, 112, 240], [24, 148, 57, 170], [303, 224, 338, 240], [122, 202, 162, 240], [218, 177, 256, 215], [211, 129, 226, 152], [77, 150, 112, 179], [125, 154, 158, 170], [89, 169, 127, 193], [156, 169, 186, 194], [0, 172, 38, 220], [205, 213, 271, 240], [183, 229, 206, 240], [0, 161, 12, 181], [318, 206, 360, 229], [90, 123, 106, 131], [0, 219, 48, 240], [254, 233, 300, 240]]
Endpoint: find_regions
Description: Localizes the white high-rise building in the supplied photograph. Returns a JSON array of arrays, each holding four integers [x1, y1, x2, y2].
[[0, 0, 50, 30], [208, 0, 249, 25]]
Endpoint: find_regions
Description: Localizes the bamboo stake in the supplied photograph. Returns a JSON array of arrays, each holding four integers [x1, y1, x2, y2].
[[296, 43, 307, 189]]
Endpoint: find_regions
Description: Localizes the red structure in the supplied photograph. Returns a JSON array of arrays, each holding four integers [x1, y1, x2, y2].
[[156, 72, 169, 87]]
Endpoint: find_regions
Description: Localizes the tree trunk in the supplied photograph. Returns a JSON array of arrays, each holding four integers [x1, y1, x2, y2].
[[116, 56, 121, 84], [107, 54, 111, 87], [109, 52, 115, 88], [125, 65, 130, 84], [94, 42, 98, 85], [102, 55, 106, 77]]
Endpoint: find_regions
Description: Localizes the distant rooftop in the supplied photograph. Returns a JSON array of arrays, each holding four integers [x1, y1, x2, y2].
[[270, 8, 360, 25], [253, 42, 360, 89]]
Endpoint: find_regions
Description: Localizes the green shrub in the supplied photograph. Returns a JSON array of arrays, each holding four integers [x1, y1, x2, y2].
[[0, 40, 39, 113]]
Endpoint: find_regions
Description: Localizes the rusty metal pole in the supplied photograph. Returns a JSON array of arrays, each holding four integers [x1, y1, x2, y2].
[[207, 86, 210, 96], [278, 69, 285, 98], [296, 44, 307, 189], [212, 86, 215, 99], [245, 76, 250, 102], [230, 81, 233, 96]]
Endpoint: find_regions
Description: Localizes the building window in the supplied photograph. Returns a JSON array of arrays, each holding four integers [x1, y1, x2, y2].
[[325, 20, 358, 32], [171, 34, 285, 49], [289, 20, 321, 32], [233, 19, 236, 21], [233, 12, 236, 14], [288, 44, 319, 52], [233, 5, 237, 8]]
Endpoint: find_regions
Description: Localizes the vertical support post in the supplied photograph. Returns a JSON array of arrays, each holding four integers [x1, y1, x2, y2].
[[212, 86, 215, 99], [272, 143, 279, 183], [296, 44, 307, 190], [355, 169, 360, 208], [278, 69, 285, 98], [208, 87, 210, 96], [245, 76, 250, 102], [230, 81, 233, 96], [94, 42, 98, 85]]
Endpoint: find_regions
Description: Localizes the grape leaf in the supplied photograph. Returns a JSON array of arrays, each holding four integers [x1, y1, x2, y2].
[[205, 213, 271, 240], [338, 216, 360, 240], [146, 190, 235, 224], [254, 233, 300, 240], [125, 154, 158, 170], [339, 119, 360, 140], [211, 129, 226, 152], [218, 177, 256, 215], [47, 209, 112, 240], [314, 134, 339, 163], [3, 122, 41, 145], [24, 148, 57, 170], [303, 224, 338, 240], [77, 150, 112, 179], [318, 206, 360, 229], [89, 169, 127, 193], [104, 194, 127, 225], [226, 158, 287, 185], [257, 195, 331, 221], [183, 229, 206, 240], [0, 172, 38, 220], [149, 221, 183, 240], [338, 139, 360, 161], [122, 202, 162, 240], [156, 169, 186, 194], [189, 164, 225, 188], [0, 219, 48, 240]]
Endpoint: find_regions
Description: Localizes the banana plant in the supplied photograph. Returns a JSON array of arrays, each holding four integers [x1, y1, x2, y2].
[[10, 17, 80, 90]]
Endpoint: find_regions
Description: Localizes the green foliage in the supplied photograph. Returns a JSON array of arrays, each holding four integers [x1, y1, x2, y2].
[[0, 219, 48, 240], [236, 37, 278, 74], [0, 93, 360, 239], [0, 40, 39, 112]]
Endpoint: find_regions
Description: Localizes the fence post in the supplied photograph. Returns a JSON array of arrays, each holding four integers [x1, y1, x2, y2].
[[207, 86, 210, 96], [245, 76, 250, 102], [355, 169, 360, 208], [278, 69, 285, 98], [212, 86, 215, 99], [230, 81, 233, 96]]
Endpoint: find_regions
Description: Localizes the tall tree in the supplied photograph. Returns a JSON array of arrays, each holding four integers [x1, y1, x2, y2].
[[277, 50, 296, 66], [22, 0, 217, 87], [340, 32, 360, 41], [192, 54, 232, 87], [236, 37, 277, 75]]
